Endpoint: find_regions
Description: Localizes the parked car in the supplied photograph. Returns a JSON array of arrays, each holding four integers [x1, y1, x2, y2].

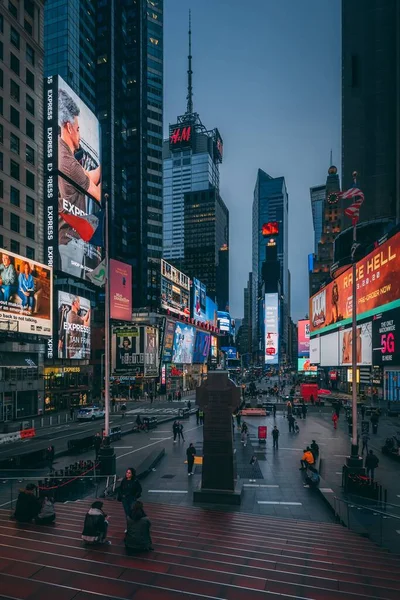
[[77, 406, 105, 421]]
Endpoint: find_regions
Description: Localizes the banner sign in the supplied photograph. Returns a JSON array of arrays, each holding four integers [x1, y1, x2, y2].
[[110, 259, 132, 321], [112, 326, 159, 376], [372, 307, 400, 365], [57, 291, 91, 360], [297, 319, 310, 358], [160, 259, 190, 318]]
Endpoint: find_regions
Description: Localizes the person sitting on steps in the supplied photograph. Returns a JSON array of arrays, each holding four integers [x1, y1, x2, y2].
[[125, 501, 153, 554], [81, 501, 110, 545]]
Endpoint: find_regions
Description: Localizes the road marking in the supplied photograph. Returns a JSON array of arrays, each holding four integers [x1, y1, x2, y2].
[[149, 438, 169, 441], [334, 455, 348, 458], [336, 472, 342, 475], [258, 501, 302, 506], [320, 488, 334, 493], [116, 425, 201, 460], [113, 446, 133, 449], [148, 490, 188, 494], [279, 448, 303, 451], [243, 484, 279, 488]]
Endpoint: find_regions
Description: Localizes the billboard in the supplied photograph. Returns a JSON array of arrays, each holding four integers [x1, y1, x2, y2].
[[162, 319, 176, 363], [0, 248, 53, 337], [310, 337, 321, 364], [57, 291, 91, 359], [206, 297, 218, 327], [372, 308, 400, 365], [298, 358, 317, 372], [110, 259, 132, 321], [112, 326, 159, 376], [265, 293, 279, 365], [192, 278, 207, 322], [172, 322, 195, 364], [320, 331, 339, 367], [44, 75, 102, 281], [221, 346, 237, 359], [193, 331, 211, 364], [160, 259, 190, 318], [339, 322, 372, 366], [310, 231, 400, 334], [298, 319, 310, 358], [262, 222, 279, 236], [210, 335, 218, 364], [217, 311, 231, 333], [169, 123, 192, 150]]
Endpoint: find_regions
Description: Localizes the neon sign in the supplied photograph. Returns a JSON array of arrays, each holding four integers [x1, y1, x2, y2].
[[170, 126, 192, 145]]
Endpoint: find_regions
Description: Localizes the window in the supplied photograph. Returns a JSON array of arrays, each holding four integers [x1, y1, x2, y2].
[[10, 133, 19, 154], [10, 53, 20, 76], [0, 96, 2, 116], [10, 239, 19, 254], [26, 44, 35, 66], [26, 68, 34, 90], [26, 119, 34, 139], [0, 151, 2, 171], [26, 195, 34, 215], [0, 14, 3, 33], [24, 0, 34, 19], [10, 27, 20, 49], [10, 186, 20, 206], [26, 169, 34, 190], [26, 145, 34, 165], [8, 2, 18, 19], [24, 19, 33, 36], [0, 179, 3, 197], [26, 246, 35, 260], [10, 106, 19, 128], [0, 69, 3, 88], [10, 79, 20, 102], [0, 41, 3, 61], [26, 221, 35, 240], [0, 206, 2, 225], [10, 213, 20, 233], [0, 123, 3, 143], [26, 94, 34, 115], [10, 159, 19, 180]]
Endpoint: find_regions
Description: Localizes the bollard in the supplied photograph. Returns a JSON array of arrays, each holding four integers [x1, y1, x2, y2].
[[57, 414, 61, 424], [40, 417, 44, 427]]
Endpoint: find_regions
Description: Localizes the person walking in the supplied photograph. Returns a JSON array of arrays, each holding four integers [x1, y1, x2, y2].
[[365, 450, 379, 480], [195, 408, 200, 426], [46, 445, 55, 470], [117, 468, 142, 518], [272, 404, 277, 419], [178, 421, 185, 442], [121, 402, 127, 418], [172, 420, 179, 442], [332, 412, 338, 430], [272, 425, 279, 449], [361, 431, 370, 454], [199, 409, 204, 425], [288, 414, 295, 433], [70, 406, 75, 420], [93, 433, 102, 461], [301, 403, 307, 419], [370, 410, 379, 434], [236, 411, 241, 428], [241, 427, 248, 447], [186, 442, 196, 475]]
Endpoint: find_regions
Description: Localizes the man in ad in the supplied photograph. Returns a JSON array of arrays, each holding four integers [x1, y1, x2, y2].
[[58, 87, 101, 278], [0, 253, 18, 303], [58, 295, 91, 359]]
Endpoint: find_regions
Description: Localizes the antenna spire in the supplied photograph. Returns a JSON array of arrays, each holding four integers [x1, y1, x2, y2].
[[186, 10, 193, 114], [330, 148, 333, 165]]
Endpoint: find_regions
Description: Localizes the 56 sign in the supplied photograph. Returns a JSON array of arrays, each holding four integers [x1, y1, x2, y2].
[[372, 308, 400, 365]]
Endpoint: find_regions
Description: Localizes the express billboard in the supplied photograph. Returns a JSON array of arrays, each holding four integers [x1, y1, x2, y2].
[[310, 231, 400, 335], [160, 259, 190, 318], [110, 259, 132, 321], [265, 293, 279, 365], [172, 322, 195, 364], [0, 248, 53, 338], [57, 291, 91, 359], [192, 278, 207, 322], [372, 307, 400, 365], [193, 331, 211, 364], [298, 319, 310, 358], [339, 322, 372, 366], [44, 75, 102, 281]]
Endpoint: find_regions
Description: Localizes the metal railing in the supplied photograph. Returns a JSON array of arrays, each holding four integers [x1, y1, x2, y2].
[[334, 495, 400, 553]]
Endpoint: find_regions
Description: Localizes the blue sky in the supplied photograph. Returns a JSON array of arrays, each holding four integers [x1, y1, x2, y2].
[[164, 0, 341, 321]]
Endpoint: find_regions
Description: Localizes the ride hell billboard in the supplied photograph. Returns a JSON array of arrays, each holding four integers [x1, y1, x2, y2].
[[310, 230, 400, 334]]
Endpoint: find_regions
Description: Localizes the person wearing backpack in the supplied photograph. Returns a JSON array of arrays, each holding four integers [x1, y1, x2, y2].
[[365, 450, 379, 480]]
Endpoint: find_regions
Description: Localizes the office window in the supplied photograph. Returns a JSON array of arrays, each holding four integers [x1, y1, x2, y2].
[[0, 97, 2, 116], [10, 106, 19, 128], [0, 206, 2, 225], [26, 68, 34, 90], [26, 221, 35, 240], [26, 195, 34, 215], [24, 19, 33, 36], [0, 14, 3, 33], [0, 179, 3, 198], [0, 151, 2, 171], [26, 169, 34, 190], [10, 159, 19, 180], [26, 246, 35, 260], [10, 79, 20, 102], [26, 145, 34, 165], [10, 27, 20, 49], [10, 186, 20, 206], [0, 41, 3, 61], [0, 123, 3, 143], [10, 239, 19, 254], [26, 44, 35, 66], [26, 119, 34, 139], [10, 53, 20, 76], [26, 94, 34, 115], [0, 69, 3, 88], [10, 133, 19, 155], [8, 2, 18, 19], [10, 212, 20, 233], [24, 0, 34, 19]]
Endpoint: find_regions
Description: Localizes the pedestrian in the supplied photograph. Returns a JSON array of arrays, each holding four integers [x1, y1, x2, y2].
[[199, 409, 204, 425], [287, 400, 292, 417], [365, 450, 379, 480], [178, 421, 185, 442], [361, 404, 366, 420], [124, 501, 153, 554], [195, 408, 200, 425], [332, 412, 338, 430], [82, 501, 110, 545], [136, 414, 143, 429], [272, 404, 276, 418], [117, 468, 142, 518], [361, 431, 370, 454], [93, 433, 102, 460], [272, 425, 279, 449], [112, 398, 116, 413], [370, 410, 379, 434], [13, 483, 41, 523], [70, 407, 75, 420], [300, 447, 315, 470], [186, 442, 196, 475], [173, 420, 179, 442], [310, 440, 319, 460], [36, 496, 56, 525], [236, 411, 241, 427], [250, 455, 257, 466], [121, 403, 127, 418], [310, 394, 315, 406], [288, 414, 295, 433], [241, 428, 248, 447], [187, 400, 192, 411], [150, 392, 154, 404], [46, 445, 55, 470], [302, 403, 307, 419]]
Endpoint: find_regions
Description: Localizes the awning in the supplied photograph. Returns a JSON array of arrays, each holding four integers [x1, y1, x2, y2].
[[0, 352, 38, 368]]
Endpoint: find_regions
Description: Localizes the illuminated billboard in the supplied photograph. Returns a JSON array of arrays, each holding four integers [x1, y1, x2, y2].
[[112, 325, 159, 376], [57, 291, 91, 360], [44, 75, 102, 281], [206, 297, 218, 327], [169, 123, 192, 150], [160, 259, 190, 318], [217, 311, 231, 333], [320, 331, 339, 367], [0, 248, 53, 338], [192, 278, 207, 322], [262, 222, 279, 236], [162, 319, 176, 363], [172, 322, 195, 364], [110, 259, 132, 321], [193, 331, 211, 364], [310, 231, 400, 335], [339, 322, 372, 366], [298, 319, 310, 358], [265, 293, 279, 365], [372, 308, 400, 365], [298, 358, 317, 372], [310, 337, 320, 364]]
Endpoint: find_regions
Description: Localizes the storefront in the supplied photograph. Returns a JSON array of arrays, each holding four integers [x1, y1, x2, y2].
[[0, 349, 43, 421], [43, 365, 93, 412]]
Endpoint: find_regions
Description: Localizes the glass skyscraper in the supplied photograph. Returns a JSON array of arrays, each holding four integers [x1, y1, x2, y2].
[[310, 184, 325, 254]]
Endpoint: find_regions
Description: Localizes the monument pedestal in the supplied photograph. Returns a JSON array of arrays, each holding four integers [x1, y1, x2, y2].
[[193, 480, 243, 505]]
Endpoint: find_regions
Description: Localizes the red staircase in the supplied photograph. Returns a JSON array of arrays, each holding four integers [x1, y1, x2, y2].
[[0, 500, 399, 599]]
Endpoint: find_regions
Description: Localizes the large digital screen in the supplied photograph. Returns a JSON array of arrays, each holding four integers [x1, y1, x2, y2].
[[192, 278, 207, 322], [320, 331, 339, 367], [262, 222, 279, 236], [160, 259, 190, 318], [265, 293, 279, 365], [172, 322, 195, 364], [339, 322, 372, 366], [112, 325, 159, 376], [310, 231, 400, 334], [298, 358, 317, 372], [162, 319, 176, 363], [310, 336, 320, 364], [0, 248, 53, 338], [217, 311, 231, 333], [372, 308, 400, 365], [221, 346, 237, 359], [210, 335, 218, 364], [193, 331, 211, 364], [44, 75, 102, 281], [57, 291, 91, 359], [110, 259, 132, 321], [298, 319, 310, 358], [206, 297, 218, 327]]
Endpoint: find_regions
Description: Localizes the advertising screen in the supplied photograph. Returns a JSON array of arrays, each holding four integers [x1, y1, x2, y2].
[[221, 346, 237, 359], [310, 337, 321, 364], [112, 325, 158, 376], [217, 311, 231, 333], [265, 293, 279, 365], [210, 335, 218, 364], [110, 259, 132, 321], [262, 222, 279, 236], [162, 319, 176, 363], [160, 259, 190, 318], [172, 322, 195, 364], [0, 248, 53, 338], [193, 331, 211, 364], [339, 322, 372, 366], [192, 278, 207, 322], [298, 319, 310, 358], [320, 331, 339, 367], [58, 291, 91, 359], [310, 231, 400, 334], [44, 75, 102, 281], [206, 297, 218, 327], [144, 326, 159, 377], [298, 358, 317, 372], [372, 308, 400, 365]]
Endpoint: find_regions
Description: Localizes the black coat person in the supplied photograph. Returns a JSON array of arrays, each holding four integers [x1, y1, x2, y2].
[[178, 422, 185, 441], [186, 443, 196, 475], [14, 484, 41, 523], [173, 420, 179, 442]]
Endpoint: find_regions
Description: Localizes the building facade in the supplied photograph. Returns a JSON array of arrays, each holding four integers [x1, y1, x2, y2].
[[310, 184, 325, 254]]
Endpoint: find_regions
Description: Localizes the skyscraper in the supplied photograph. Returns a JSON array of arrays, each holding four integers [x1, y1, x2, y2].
[[342, 0, 400, 223], [310, 184, 325, 254]]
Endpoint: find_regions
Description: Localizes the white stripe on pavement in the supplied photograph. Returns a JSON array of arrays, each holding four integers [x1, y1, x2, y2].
[[148, 490, 188, 494], [258, 501, 302, 506], [244, 484, 279, 488], [320, 488, 334, 493], [116, 425, 201, 459]]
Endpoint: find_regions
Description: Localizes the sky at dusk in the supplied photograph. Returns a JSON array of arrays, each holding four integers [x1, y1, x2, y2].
[[164, 0, 342, 322]]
